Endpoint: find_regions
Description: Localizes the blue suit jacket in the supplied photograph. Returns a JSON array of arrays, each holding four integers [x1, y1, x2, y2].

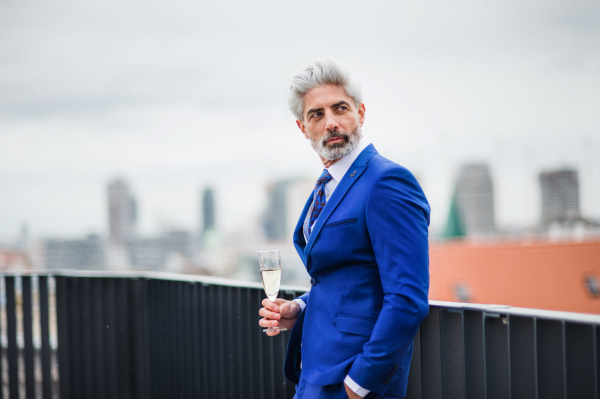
[[283, 144, 430, 397]]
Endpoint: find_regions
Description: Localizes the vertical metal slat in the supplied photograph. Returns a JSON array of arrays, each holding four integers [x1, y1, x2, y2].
[[116, 278, 132, 398], [406, 326, 422, 399], [38, 276, 52, 399], [103, 279, 119, 399], [536, 319, 565, 398], [463, 310, 485, 399], [565, 322, 595, 399], [5, 277, 19, 399], [91, 278, 106, 399], [55, 276, 70, 399], [22, 276, 35, 399], [420, 306, 442, 399], [440, 308, 466, 398], [130, 279, 150, 399], [191, 282, 201, 398], [483, 313, 509, 399], [80, 278, 95, 398], [508, 315, 536, 399]]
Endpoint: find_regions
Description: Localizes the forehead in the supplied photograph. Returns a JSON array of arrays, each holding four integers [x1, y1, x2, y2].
[[303, 84, 353, 112]]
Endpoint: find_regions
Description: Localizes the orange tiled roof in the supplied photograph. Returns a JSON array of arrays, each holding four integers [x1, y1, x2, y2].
[[429, 239, 600, 314]]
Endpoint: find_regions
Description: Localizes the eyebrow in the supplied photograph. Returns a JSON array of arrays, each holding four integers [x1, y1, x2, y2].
[[332, 100, 351, 109], [306, 101, 351, 118]]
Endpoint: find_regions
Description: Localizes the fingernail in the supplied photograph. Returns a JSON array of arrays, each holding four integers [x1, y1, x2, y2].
[[273, 306, 279, 312]]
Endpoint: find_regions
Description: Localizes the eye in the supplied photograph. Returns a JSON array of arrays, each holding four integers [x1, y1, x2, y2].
[[336, 106, 348, 112], [309, 112, 322, 120]]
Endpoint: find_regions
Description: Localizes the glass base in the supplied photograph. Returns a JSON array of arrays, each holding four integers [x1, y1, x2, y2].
[[263, 327, 288, 332]]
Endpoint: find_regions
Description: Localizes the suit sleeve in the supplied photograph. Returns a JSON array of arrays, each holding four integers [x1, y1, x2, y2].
[[347, 165, 430, 395], [294, 292, 310, 309]]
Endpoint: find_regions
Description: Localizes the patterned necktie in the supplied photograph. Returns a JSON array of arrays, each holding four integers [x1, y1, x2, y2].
[[304, 169, 333, 240]]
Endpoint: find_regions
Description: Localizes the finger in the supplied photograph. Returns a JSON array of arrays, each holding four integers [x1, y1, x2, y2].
[[259, 318, 279, 328], [265, 330, 280, 337], [259, 308, 281, 320], [262, 298, 279, 312]]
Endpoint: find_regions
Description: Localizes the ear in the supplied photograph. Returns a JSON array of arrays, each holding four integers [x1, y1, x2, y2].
[[296, 119, 309, 140], [357, 103, 366, 127]]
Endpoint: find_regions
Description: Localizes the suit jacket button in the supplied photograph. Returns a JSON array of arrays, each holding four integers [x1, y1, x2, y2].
[[310, 278, 316, 286]]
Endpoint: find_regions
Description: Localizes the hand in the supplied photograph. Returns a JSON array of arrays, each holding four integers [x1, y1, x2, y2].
[[344, 383, 364, 399], [259, 298, 302, 336]]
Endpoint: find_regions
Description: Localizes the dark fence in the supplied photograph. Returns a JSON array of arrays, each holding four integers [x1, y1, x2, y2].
[[1, 271, 599, 399]]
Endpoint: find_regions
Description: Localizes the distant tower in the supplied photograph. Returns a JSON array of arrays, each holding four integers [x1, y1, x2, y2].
[[202, 187, 216, 232], [108, 178, 136, 246], [539, 169, 580, 226], [264, 182, 288, 241], [264, 178, 315, 242], [442, 164, 496, 238]]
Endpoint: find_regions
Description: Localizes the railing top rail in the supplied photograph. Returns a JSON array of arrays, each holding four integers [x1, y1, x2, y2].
[[430, 299, 600, 324], [2, 270, 599, 324], [0, 269, 311, 293]]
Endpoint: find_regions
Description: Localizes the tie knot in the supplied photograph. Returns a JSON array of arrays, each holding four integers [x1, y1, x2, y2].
[[316, 169, 333, 186]]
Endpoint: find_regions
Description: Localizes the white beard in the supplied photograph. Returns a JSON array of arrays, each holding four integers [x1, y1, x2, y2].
[[309, 125, 363, 161]]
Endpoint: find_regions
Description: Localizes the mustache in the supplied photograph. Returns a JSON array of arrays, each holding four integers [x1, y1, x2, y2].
[[321, 130, 350, 145]]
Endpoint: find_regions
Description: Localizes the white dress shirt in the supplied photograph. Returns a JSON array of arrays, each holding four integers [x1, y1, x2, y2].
[[294, 136, 371, 397]]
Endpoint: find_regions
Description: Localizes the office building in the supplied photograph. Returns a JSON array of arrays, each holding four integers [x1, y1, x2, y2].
[[129, 230, 193, 271], [44, 234, 105, 270], [264, 178, 314, 242], [443, 164, 496, 238], [202, 187, 216, 232], [539, 169, 580, 227], [108, 178, 137, 245]]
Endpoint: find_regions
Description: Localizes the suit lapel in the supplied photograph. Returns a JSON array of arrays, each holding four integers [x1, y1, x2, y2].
[[293, 192, 313, 264], [304, 144, 378, 258]]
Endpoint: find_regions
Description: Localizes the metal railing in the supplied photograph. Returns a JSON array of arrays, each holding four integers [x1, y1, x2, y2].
[[1, 271, 599, 399]]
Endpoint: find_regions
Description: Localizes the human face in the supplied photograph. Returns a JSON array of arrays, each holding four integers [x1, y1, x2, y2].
[[296, 84, 365, 162]]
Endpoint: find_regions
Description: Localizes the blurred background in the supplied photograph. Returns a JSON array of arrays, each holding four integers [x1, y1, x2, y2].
[[1, 0, 599, 312]]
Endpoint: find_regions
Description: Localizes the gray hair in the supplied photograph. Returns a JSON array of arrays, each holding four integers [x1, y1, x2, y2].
[[288, 58, 363, 121]]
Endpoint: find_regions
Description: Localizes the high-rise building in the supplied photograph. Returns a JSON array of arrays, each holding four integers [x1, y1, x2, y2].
[[264, 178, 314, 242], [129, 230, 193, 271], [44, 234, 105, 270], [202, 187, 216, 232], [442, 164, 496, 238], [108, 178, 137, 245], [539, 169, 580, 227]]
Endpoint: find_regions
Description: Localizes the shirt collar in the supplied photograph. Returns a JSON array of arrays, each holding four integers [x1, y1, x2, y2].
[[327, 137, 371, 182]]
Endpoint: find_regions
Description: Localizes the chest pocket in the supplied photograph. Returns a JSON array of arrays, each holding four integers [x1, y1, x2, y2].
[[324, 218, 357, 229]]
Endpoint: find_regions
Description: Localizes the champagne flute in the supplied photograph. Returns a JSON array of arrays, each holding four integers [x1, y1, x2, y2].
[[258, 250, 287, 332]]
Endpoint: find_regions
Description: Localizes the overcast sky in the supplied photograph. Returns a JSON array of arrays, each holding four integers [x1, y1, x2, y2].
[[1, 0, 599, 241]]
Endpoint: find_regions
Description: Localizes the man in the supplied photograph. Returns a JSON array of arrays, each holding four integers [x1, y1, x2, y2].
[[259, 58, 430, 399]]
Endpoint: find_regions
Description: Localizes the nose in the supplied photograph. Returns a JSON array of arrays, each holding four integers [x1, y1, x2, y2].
[[324, 111, 339, 132]]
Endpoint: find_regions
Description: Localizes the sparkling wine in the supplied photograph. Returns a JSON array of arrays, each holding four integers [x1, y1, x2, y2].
[[260, 268, 281, 302]]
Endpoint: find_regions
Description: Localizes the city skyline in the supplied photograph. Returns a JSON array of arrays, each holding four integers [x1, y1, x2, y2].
[[1, 0, 599, 241], [3, 161, 596, 245]]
